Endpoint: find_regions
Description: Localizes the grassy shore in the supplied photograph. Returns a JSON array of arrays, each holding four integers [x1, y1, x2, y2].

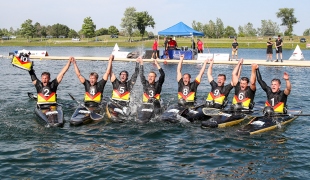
[[1, 35, 309, 49]]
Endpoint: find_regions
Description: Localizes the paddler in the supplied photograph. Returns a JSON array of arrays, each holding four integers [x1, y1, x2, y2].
[[71, 55, 113, 107], [106, 56, 140, 119], [255, 65, 291, 114], [231, 59, 257, 110], [138, 57, 165, 108], [177, 54, 208, 107], [28, 57, 72, 105], [205, 58, 235, 109]]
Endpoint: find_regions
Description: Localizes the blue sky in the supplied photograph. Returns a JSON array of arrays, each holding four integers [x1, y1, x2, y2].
[[1, 0, 309, 35]]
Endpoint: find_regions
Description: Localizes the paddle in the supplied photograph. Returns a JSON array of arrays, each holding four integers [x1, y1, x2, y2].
[[27, 92, 37, 101], [202, 107, 256, 116], [254, 113, 310, 118], [68, 93, 103, 121]]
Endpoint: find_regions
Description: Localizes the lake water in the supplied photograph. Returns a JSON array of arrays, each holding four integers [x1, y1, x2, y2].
[[1, 45, 310, 60], [0, 46, 310, 179]]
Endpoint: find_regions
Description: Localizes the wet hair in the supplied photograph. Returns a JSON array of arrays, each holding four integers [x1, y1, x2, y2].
[[240, 77, 249, 83], [41, 72, 50, 78], [218, 74, 226, 80], [120, 70, 129, 77], [89, 72, 98, 79], [271, 78, 281, 85], [183, 73, 191, 78], [149, 71, 157, 77]]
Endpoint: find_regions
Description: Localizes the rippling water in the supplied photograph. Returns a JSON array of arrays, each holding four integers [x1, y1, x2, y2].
[[0, 46, 310, 179]]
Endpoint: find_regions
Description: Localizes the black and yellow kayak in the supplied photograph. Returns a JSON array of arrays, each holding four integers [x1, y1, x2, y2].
[[106, 99, 131, 123], [34, 104, 64, 127], [68, 94, 104, 126], [201, 111, 255, 128], [28, 92, 64, 127], [237, 107, 302, 135], [69, 102, 104, 126]]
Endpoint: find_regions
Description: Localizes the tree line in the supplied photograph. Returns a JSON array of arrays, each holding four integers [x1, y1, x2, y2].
[[1, 7, 307, 40], [193, 8, 301, 38]]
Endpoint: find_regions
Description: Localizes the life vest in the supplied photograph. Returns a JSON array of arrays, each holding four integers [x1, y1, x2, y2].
[[143, 93, 160, 103], [112, 89, 130, 102], [265, 101, 285, 113], [206, 92, 226, 105], [232, 95, 251, 109], [37, 92, 57, 104], [178, 92, 195, 102], [84, 92, 101, 103]]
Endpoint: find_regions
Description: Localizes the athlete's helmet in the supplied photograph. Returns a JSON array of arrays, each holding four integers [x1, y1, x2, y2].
[[263, 106, 275, 116]]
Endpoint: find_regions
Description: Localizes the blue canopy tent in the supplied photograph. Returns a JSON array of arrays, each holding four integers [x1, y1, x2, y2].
[[158, 22, 204, 59], [158, 21, 204, 36]]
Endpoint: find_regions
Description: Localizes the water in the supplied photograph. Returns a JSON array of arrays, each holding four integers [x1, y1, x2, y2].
[[1, 46, 310, 179], [1, 46, 310, 60]]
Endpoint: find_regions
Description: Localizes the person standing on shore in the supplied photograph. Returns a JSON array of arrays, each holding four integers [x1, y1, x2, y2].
[[275, 35, 283, 62], [151, 38, 158, 59], [197, 39, 204, 53], [266, 38, 273, 62], [163, 37, 169, 60], [231, 39, 239, 61]]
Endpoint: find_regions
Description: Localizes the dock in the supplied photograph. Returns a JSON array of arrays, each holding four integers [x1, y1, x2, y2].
[[28, 56, 308, 67]]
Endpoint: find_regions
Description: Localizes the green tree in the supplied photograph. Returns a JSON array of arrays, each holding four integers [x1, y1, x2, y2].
[[121, 7, 137, 42], [50, 23, 70, 37], [192, 20, 204, 32], [108, 26, 119, 35], [204, 20, 216, 38], [34, 22, 42, 38], [238, 26, 245, 37], [224, 26, 237, 37], [276, 8, 299, 36], [303, 28, 310, 36], [257, 20, 280, 36], [81, 17, 96, 38], [0, 29, 3, 37], [243, 22, 257, 36], [215, 18, 225, 38], [95, 28, 108, 36], [20, 19, 35, 40], [68, 29, 79, 38], [135, 11, 155, 38]]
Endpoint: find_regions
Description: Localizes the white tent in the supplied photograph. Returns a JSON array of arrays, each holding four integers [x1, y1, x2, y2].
[[288, 45, 305, 60]]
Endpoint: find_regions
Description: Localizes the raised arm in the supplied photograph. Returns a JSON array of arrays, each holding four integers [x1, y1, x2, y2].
[[71, 57, 85, 84], [56, 57, 72, 84], [256, 66, 268, 91], [283, 72, 291, 95], [109, 57, 116, 82], [177, 55, 184, 82], [195, 59, 209, 82], [29, 65, 38, 85], [250, 63, 257, 91], [127, 57, 140, 91], [207, 58, 214, 83], [155, 59, 165, 84], [139, 57, 146, 84], [103, 55, 114, 81], [232, 59, 243, 86]]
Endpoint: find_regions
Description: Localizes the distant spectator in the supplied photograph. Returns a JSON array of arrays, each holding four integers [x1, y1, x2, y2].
[[266, 38, 273, 62], [151, 38, 158, 59], [197, 39, 204, 53], [163, 37, 169, 60], [168, 37, 177, 49], [275, 35, 283, 62], [230, 39, 239, 61]]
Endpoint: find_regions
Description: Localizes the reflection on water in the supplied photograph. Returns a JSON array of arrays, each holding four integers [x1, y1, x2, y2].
[[0, 47, 310, 179]]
